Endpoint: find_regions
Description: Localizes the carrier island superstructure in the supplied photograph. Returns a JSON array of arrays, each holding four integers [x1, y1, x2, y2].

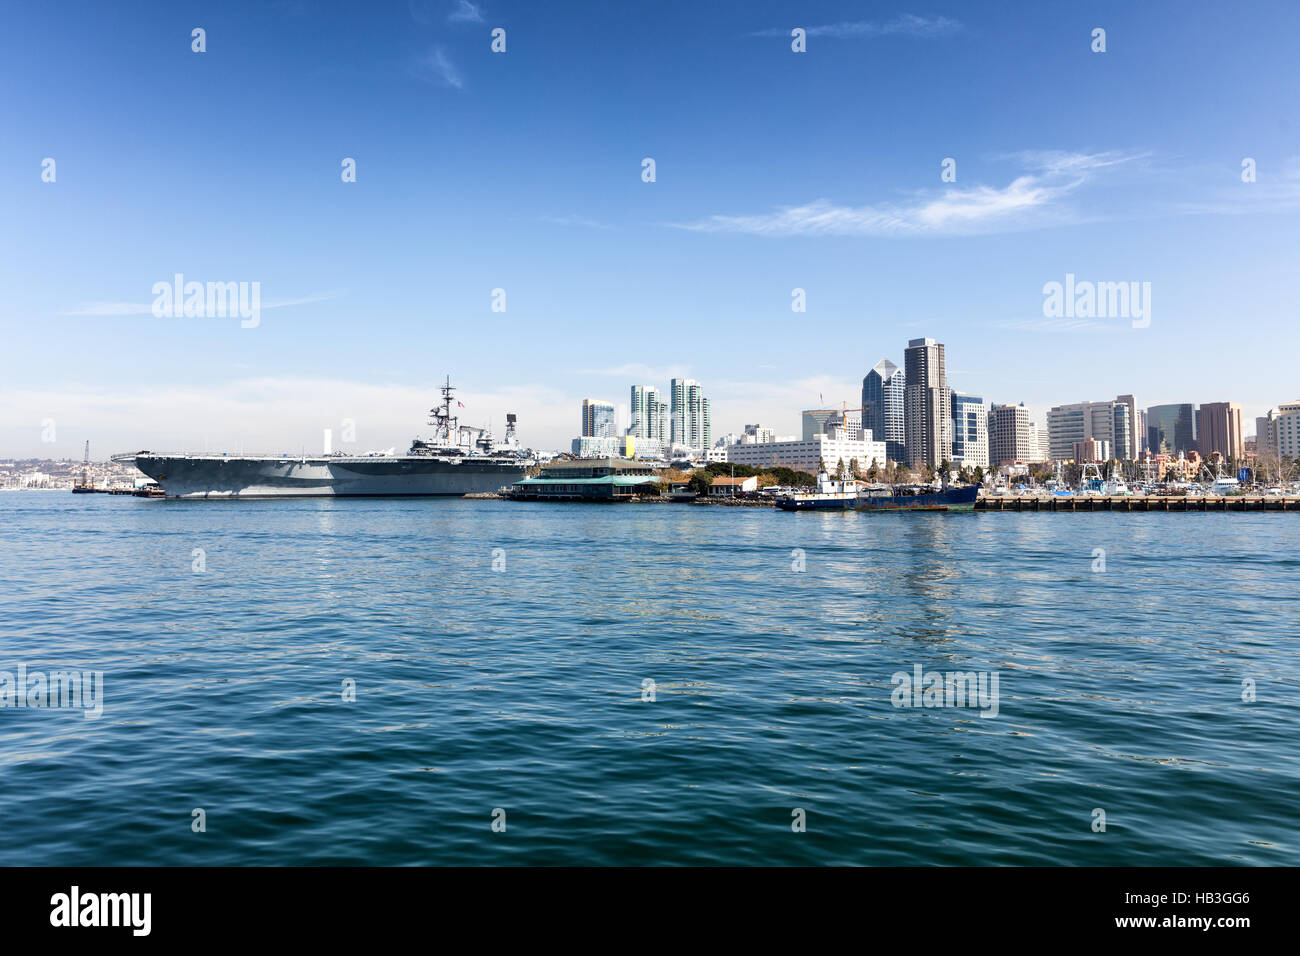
[[114, 378, 533, 498]]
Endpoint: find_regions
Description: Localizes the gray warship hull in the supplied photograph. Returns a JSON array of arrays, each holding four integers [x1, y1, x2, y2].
[[122, 454, 529, 499]]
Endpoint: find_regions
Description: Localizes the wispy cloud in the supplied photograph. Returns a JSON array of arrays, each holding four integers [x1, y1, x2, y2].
[[993, 317, 1114, 334], [60, 291, 339, 318], [1172, 154, 1300, 216], [668, 150, 1143, 238], [749, 15, 962, 39], [448, 0, 485, 24], [411, 46, 464, 89], [540, 214, 615, 230], [578, 363, 691, 382]]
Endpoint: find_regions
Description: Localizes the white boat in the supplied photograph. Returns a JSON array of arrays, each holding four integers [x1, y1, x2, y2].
[[1207, 476, 1240, 495], [1102, 464, 1129, 496]]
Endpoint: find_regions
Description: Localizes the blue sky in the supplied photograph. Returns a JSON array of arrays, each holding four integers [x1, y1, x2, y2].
[[2, 0, 1298, 456]]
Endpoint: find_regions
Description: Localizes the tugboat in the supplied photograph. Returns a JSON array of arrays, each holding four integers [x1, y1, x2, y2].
[[773, 471, 861, 510], [777, 471, 978, 512]]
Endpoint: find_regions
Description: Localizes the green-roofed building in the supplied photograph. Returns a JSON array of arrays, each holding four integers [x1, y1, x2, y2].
[[507, 457, 660, 501]]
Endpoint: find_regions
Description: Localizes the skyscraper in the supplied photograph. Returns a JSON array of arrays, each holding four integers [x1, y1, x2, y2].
[[581, 399, 616, 438], [1115, 394, 1140, 458], [862, 358, 905, 463], [670, 378, 710, 452], [1196, 402, 1245, 460], [1146, 403, 1197, 456], [903, 338, 951, 468], [950, 392, 989, 469], [629, 385, 668, 441]]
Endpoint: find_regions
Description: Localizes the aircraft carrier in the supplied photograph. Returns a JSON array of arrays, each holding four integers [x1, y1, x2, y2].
[[113, 378, 533, 498]]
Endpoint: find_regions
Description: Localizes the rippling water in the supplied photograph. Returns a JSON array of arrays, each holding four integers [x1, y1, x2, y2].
[[1, 493, 1297, 865]]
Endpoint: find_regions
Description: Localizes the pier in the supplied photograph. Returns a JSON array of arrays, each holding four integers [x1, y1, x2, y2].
[[975, 495, 1298, 512]]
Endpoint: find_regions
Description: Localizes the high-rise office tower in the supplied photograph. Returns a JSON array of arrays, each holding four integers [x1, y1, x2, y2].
[[1256, 410, 1279, 459], [950, 392, 989, 469], [862, 358, 906, 463], [988, 403, 1035, 466], [1046, 400, 1133, 461], [1146, 404, 1197, 456], [1196, 402, 1245, 460], [1115, 394, 1140, 459], [903, 338, 951, 468]]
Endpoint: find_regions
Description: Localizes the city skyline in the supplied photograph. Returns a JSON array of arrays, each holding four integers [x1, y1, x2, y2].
[[3, 1, 1300, 458]]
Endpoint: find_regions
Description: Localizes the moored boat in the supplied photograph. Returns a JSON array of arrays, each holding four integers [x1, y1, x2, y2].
[[777, 474, 978, 512]]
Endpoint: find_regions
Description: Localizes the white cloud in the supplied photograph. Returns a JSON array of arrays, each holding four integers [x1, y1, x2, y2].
[[540, 214, 615, 230], [993, 317, 1114, 333], [412, 47, 463, 89], [448, 0, 485, 24], [59, 291, 339, 318], [750, 16, 961, 39], [577, 363, 693, 382], [670, 151, 1142, 238]]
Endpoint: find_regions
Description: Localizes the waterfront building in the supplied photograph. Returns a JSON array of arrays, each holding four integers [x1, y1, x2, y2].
[[988, 403, 1035, 466], [509, 457, 659, 501], [708, 475, 758, 497], [1146, 403, 1197, 456], [862, 358, 906, 463], [950, 392, 989, 469], [1046, 400, 1133, 461], [903, 338, 951, 468], [1277, 401, 1300, 459], [725, 434, 886, 476], [670, 378, 711, 452], [581, 399, 616, 438], [1196, 402, 1245, 460], [629, 385, 668, 442]]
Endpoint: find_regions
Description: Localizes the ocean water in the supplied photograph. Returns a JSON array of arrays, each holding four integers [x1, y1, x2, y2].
[[1, 492, 1297, 866]]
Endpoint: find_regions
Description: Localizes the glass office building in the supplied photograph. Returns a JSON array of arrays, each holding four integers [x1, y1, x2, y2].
[[1146, 403, 1196, 456]]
